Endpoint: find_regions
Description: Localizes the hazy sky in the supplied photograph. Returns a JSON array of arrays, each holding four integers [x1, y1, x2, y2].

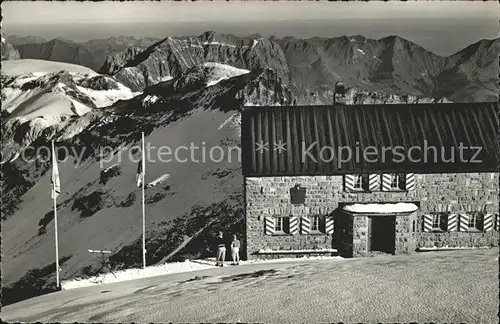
[[2, 1, 499, 55]]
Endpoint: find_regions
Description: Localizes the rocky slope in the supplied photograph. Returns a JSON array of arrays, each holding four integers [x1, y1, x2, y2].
[[433, 38, 500, 102], [276, 35, 448, 102]]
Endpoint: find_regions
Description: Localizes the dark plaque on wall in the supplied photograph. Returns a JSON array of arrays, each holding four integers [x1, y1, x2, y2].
[[290, 184, 306, 205]]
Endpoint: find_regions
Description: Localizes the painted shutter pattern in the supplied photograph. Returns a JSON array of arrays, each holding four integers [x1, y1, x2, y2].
[[447, 214, 458, 232], [301, 216, 311, 234], [381, 174, 392, 191], [459, 214, 469, 232], [344, 175, 355, 192], [325, 216, 334, 235], [496, 214, 500, 231], [368, 174, 379, 191], [289, 216, 299, 235], [405, 173, 416, 191], [482, 213, 493, 232], [264, 217, 275, 235], [422, 214, 432, 232]]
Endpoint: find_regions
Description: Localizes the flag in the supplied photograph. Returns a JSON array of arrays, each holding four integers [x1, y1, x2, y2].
[[136, 135, 146, 187], [136, 159, 144, 187], [51, 142, 61, 199]]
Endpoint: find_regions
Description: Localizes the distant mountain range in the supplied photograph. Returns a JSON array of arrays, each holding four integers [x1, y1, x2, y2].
[[3, 31, 498, 102], [4, 35, 161, 71]]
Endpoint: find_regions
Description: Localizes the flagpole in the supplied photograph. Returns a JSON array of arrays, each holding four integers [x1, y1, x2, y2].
[[141, 132, 146, 269], [52, 140, 60, 288]]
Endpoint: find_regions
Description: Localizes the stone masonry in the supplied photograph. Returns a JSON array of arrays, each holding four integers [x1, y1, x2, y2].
[[245, 173, 499, 259]]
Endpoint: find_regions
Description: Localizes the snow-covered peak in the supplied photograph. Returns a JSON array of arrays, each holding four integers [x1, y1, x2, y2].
[[1, 59, 139, 151]]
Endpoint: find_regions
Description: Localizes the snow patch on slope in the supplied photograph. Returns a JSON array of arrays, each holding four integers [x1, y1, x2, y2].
[[147, 174, 171, 188], [203, 42, 236, 48], [201, 63, 250, 87], [161, 76, 174, 82], [76, 82, 138, 108], [218, 112, 239, 130]]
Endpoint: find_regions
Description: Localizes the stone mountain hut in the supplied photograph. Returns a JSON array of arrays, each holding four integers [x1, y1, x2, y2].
[[240, 102, 499, 259]]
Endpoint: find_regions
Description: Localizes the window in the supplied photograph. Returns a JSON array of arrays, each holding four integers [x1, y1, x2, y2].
[[388, 173, 405, 190], [311, 216, 320, 231], [275, 217, 285, 232], [468, 213, 481, 230], [350, 174, 369, 192], [432, 213, 447, 231], [390, 174, 400, 189], [354, 175, 363, 190]]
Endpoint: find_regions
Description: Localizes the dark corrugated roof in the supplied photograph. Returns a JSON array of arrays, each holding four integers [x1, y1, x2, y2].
[[241, 102, 499, 176]]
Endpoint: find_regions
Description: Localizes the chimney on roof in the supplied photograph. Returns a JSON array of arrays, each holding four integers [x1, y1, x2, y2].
[[334, 81, 346, 107]]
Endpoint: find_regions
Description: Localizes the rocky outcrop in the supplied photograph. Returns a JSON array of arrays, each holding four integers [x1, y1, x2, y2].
[[1, 37, 21, 60], [99, 31, 289, 92], [77, 75, 121, 91]]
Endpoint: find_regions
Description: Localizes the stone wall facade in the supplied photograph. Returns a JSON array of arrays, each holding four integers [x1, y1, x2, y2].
[[245, 173, 499, 259]]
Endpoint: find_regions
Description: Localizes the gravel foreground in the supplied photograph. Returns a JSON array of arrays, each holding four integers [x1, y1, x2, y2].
[[3, 248, 499, 323]]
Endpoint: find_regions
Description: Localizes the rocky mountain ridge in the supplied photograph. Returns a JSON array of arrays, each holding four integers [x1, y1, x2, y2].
[[7, 31, 498, 102], [98, 31, 498, 102]]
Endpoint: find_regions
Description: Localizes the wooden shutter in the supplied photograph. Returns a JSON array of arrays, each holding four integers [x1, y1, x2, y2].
[[483, 213, 493, 232], [459, 214, 469, 232], [381, 174, 392, 191], [289, 217, 299, 235], [344, 175, 355, 192], [264, 217, 275, 235], [368, 174, 379, 191], [422, 214, 432, 232], [301, 216, 311, 234], [325, 216, 334, 235], [405, 173, 416, 191], [447, 214, 458, 231]]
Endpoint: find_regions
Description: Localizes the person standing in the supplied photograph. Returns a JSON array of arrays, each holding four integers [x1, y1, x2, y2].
[[215, 231, 226, 267], [231, 234, 240, 265]]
